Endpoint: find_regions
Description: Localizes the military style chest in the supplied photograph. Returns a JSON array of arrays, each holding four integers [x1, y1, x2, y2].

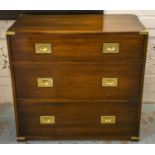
[[7, 14, 148, 141]]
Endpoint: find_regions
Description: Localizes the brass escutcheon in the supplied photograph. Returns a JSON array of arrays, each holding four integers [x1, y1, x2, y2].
[[37, 78, 53, 87], [35, 43, 52, 53], [103, 43, 119, 53], [40, 116, 55, 124], [102, 78, 118, 87], [101, 116, 116, 124]]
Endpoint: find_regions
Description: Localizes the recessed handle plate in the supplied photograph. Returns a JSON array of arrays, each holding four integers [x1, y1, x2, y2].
[[102, 78, 118, 87], [101, 116, 116, 124], [37, 78, 53, 87], [40, 116, 55, 124], [35, 43, 52, 53], [103, 43, 119, 53]]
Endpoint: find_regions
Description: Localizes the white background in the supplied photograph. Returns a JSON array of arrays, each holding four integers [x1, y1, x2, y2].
[[0, 0, 155, 10]]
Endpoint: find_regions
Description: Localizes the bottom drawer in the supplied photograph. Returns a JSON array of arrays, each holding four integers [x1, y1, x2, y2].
[[17, 101, 139, 140]]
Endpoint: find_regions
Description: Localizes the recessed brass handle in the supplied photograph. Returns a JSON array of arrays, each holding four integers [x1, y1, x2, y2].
[[101, 116, 116, 124], [102, 78, 118, 87], [103, 43, 119, 53], [40, 46, 48, 52], [40, 116, 55, 124], [35, 43, 52, 53], [37, 78, 53, 87], [107, 46, 116, 52], [41, 80, 50, 86]]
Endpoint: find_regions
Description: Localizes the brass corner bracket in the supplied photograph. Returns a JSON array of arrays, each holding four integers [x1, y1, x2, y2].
[[139, 29, 149, 35], [6, 31, 15, 36], [131, 136, 139, 141], [16, 136, 26, 141]]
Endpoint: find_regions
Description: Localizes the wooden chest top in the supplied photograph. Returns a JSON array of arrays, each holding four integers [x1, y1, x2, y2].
[[8, 14, 146, 34]]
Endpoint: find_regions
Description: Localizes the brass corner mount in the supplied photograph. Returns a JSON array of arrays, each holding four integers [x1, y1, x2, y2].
[[6, 31, 15, 36], [139, 29, 149, 35], [131, 136, 139, 141], [16, 136, 26, 141]]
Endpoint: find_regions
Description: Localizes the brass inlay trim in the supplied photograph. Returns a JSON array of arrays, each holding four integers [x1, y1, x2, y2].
[[139, 29, 149, 35], [102, 78, 118, 87], [40, 116, 55, 124], [103, 43, 119, 53], [16, 137, 26, 141], [131, 136, 139, 140], [37, 78, 53, 88], [6, 31, 15, 36], [35, 43, 52, 53], [101, 116, 116, 124]]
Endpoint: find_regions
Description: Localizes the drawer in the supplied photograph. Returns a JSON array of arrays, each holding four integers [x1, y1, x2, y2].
[[11, 33, 144, 62], [14, 62, 141, 102], [17, 101, 138, 139]]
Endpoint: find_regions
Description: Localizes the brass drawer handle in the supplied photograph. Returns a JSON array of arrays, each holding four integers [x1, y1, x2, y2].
[[37, 78, 53, 87], [35, 43, 52, 53], [40, 46, 48, 52], [103, 43, 119, 53], [107, 46, 116, 52], [40, 116, 55, 124], [102, 78, 118, 87], [101, 116, 116, 124]]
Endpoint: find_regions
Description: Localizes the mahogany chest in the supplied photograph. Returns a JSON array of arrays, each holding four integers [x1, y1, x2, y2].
[[7, 14, 148, 141]]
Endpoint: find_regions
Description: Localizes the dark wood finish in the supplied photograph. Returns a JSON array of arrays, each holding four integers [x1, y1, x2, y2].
[[0, 10, 103, 20], [17, 101, 137, 140], [8, 14, 145, 33], [136, 34, 149, 136], [13, 63, 141, 102], [11, 33, 144, 62], [7, 14, 148, 141], [6, 36, 20, 136]]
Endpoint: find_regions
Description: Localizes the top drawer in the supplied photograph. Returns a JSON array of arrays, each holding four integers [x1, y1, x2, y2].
[[10, 33, 144, 62]]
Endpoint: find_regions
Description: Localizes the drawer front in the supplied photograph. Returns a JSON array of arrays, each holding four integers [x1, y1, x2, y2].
[[17, 101, 138, 139], [11, 33, 144, 62], [14, 63, 141, 102]]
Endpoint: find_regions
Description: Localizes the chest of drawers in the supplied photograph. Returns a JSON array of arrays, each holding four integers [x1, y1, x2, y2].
[[7, 14, 148, 141]]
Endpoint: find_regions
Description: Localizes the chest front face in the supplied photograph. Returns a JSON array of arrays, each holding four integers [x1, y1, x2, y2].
[[7, 14, 148, 141]]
